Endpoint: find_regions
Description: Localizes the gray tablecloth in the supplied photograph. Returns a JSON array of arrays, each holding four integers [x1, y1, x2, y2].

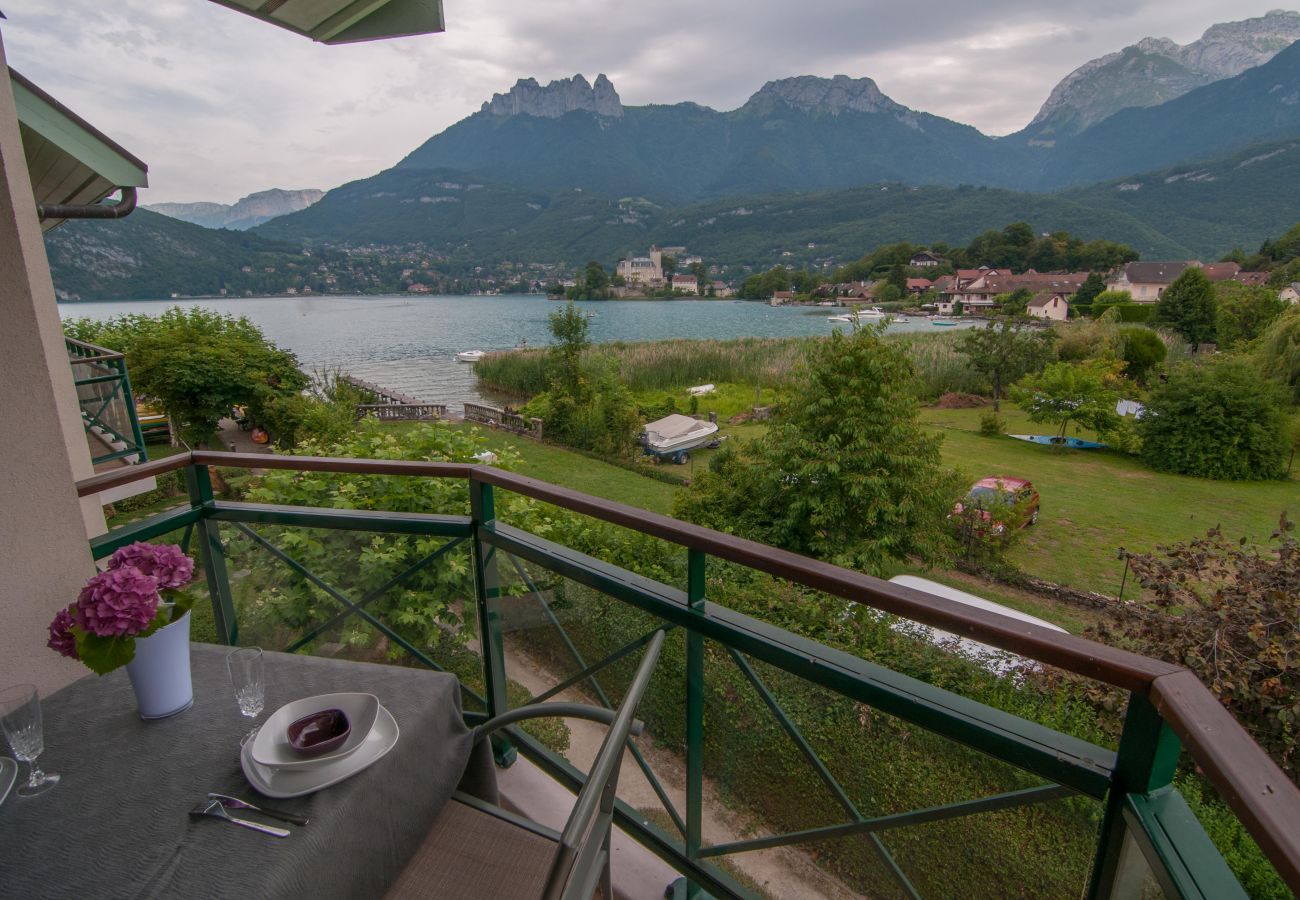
[[0, 644, 497, 899]]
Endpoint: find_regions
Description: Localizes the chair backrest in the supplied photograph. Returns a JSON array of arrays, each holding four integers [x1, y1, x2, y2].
[[541, 629, 666, 900]]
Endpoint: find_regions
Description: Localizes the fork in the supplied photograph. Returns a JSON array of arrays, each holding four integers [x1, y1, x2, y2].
[[207, 792, 310, 826], [190, 799, 290, 837]]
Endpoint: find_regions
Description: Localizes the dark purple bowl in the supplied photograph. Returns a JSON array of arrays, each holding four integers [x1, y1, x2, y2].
[[287, 708, 351, 756]]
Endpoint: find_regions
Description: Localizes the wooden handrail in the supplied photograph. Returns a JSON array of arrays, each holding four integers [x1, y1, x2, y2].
[[72, 450, 1300, 890]]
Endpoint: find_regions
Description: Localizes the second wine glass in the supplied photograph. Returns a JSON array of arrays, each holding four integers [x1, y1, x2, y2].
[[0, 684, 59, 797], [226, 647, 265, 743]]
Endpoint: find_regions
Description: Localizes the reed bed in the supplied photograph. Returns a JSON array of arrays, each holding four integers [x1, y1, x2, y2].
[[885, 330, 989, 399], [474, 337, 813, 396], [473, 332, 986, 400]]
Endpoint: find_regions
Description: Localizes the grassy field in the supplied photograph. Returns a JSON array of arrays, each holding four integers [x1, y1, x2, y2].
[[452, 403, 1297, 613], [922, 406, 1298, 596]]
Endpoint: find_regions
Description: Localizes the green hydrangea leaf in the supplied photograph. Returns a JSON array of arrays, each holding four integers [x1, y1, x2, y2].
[[74, 631, 136, 676]]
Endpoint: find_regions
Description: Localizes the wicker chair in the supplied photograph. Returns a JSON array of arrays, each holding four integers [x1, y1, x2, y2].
[[386, 630, 666, 900]]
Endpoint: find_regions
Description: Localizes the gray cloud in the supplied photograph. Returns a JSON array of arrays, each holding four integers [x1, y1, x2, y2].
[[0, 0, 1290, 203]]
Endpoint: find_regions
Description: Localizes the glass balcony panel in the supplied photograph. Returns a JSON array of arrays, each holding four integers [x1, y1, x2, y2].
[[698, 648, 1101, 899], [220, 521, 483, 712]]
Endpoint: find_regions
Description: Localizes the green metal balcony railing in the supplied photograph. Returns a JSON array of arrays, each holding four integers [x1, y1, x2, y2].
[[66, 336, 148, 466], [77, 452, 1300, 900]]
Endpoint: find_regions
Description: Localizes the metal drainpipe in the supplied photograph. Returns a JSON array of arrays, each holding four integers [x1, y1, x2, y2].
[[37, 186, 137, 222]]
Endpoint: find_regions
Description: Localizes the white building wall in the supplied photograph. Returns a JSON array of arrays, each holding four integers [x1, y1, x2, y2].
[[0, 51, 104, 693]]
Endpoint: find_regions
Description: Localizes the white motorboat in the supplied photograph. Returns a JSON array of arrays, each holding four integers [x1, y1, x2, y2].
[[829, 307, 889, 325], [641, 414, 720, 462], [456, 350, 486, 363]]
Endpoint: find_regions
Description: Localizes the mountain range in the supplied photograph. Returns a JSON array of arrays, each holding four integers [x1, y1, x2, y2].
[[144, 188, 323, 230], [52, 12, 1300, 299], [1014, 9, 1300, 144]]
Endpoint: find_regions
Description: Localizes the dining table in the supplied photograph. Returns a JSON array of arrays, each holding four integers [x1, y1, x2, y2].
[[0, 643, 498, 899]]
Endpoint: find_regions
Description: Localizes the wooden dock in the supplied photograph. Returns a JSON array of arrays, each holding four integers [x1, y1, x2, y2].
[[342, 375, 422, 406]]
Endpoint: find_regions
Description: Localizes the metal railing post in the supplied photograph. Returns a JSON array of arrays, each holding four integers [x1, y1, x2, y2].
[[116, 358, 148, 463], [1088, 693, 1181, 899], [185, 462, 237, 645], [685, 548, 707, 899], [471, 479, 512, 765]]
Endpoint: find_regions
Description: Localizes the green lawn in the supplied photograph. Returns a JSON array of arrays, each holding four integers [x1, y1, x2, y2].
[[921, 406, 1299, 596], [445, 424, 679, 514], [450, 407, 1297, 611]]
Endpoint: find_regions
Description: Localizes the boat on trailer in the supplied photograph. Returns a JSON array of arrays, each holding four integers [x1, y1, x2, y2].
[[641, 414, 719, 463]]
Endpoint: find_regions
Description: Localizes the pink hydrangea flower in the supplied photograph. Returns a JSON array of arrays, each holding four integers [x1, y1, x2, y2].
[[46, 607, 79, 660], [108, 542, 194, 590], [75, 566, 159, 637]]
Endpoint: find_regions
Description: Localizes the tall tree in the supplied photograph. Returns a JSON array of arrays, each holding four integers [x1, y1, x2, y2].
[[1214, 282, 1287, 350], [1072, 272, 1106, 314], [1254, 307, 1300, 402], [887, 263, 907, 293], [68, 307, 306, 447], [957, 321, 1056, 411], [1155, 268, 1217, 345], [674, 325, 959, 572]]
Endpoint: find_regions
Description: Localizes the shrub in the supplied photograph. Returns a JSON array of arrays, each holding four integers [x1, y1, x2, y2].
[[1140, 357, 1289, 480], [978, 409, 1005, 436], [1012, 360, 1125, 441], [1117, 327, 1167, 385]]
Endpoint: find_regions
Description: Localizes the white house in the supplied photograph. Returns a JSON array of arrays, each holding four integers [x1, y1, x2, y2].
[[671, 274, 699, 295], [1280, 282, 1300, 304], [1106, 261, 1194, 303], [1027, 292, 1069, 321]]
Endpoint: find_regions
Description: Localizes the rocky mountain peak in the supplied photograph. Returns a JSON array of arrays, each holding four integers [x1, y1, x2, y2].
[[145, 188, 324, 231], [1023, 10, 1300, 140], [741, 74, 908, 117], [481, 73, 623, 119]]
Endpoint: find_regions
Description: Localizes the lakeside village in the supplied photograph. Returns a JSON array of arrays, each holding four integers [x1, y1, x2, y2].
[[169, 236, 1281, 321]]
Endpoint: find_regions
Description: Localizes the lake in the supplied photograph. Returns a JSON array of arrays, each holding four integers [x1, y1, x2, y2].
[[59, 294, 966, 407]]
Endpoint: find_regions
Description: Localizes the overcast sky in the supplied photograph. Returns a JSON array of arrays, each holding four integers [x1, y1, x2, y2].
[[2, 1, 1292, 204]]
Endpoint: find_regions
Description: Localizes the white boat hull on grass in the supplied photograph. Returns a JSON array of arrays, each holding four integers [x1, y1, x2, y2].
[[641, 413, 719, 463]]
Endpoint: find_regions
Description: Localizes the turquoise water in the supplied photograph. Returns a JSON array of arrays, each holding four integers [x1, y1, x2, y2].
[[59, 294, 964, 406]]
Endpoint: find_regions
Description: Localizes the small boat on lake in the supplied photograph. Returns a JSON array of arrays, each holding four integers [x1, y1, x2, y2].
[[641, 414, 720, 463], [930, 318, 959, 327], [455, 350, 486, 363]]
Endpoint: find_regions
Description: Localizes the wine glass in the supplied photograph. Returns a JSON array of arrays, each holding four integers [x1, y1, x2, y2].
[[0, 684, 59, 797], [226, 647, 265, 743]]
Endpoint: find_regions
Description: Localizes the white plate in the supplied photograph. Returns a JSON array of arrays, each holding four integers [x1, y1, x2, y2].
[[0, 757, 15, 807], [250, 692, 381, 769], [241, 703, 399, 798]]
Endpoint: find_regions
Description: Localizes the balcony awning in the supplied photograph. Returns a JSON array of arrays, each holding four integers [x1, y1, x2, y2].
[[207, 0, 446, 44], [11, 69, 149, 233]]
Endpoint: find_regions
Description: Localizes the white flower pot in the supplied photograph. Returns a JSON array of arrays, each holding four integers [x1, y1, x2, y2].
[[125, 611, 193, 719]]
